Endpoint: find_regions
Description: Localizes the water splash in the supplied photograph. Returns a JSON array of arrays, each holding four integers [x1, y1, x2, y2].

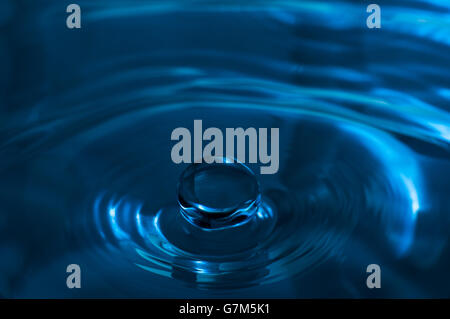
[[0, 0, 449, 297], [177, 160, 261, 229]]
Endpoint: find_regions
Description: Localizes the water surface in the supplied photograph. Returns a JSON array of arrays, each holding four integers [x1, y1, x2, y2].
[[0, 0, 449, 298]]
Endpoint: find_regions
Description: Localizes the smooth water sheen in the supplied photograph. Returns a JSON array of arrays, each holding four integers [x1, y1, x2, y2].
[[0, 0, 449, 297]]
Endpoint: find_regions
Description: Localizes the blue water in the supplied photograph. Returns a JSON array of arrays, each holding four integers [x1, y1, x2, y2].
[[0, 0, 449, 298], [177, 161, 262, 229]]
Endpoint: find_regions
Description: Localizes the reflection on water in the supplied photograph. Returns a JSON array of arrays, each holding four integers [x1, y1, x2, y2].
[[0, 0, 449, 298]]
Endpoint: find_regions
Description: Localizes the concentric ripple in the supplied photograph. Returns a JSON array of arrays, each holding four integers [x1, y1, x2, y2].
[[77, 108, 427, 289], [0, 0, 449, 297]]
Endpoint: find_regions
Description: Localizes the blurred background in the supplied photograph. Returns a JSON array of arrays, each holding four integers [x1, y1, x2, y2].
[[0, 0, 449, 298]]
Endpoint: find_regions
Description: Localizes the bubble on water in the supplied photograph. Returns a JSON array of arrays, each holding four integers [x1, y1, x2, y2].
[[177, 159, 260, 229]]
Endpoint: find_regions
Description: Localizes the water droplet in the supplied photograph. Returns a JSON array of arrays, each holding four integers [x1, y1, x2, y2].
[[177, 160, 260, 229]]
